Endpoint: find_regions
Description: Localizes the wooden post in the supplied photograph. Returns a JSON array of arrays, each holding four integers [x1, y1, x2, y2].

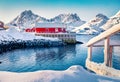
[[88, 46, 92, 61], [109, 46, 113, 67], [104, 37, 110, 66]]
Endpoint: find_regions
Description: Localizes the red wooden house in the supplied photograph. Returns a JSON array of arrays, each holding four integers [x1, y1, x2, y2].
[[25, 23, 66, 33], [25, 23, 76, 43]]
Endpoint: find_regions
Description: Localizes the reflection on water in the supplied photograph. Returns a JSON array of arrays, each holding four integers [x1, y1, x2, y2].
[[0, 45, 79, 72], [0, 35, 120, 72], [35, 45, 77, 71]]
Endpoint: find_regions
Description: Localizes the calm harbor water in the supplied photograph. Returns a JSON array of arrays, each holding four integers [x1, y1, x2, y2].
[[0, 35, 120, 72]]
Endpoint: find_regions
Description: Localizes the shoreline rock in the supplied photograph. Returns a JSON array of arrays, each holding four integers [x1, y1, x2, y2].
[[0, 39, 65, 54]]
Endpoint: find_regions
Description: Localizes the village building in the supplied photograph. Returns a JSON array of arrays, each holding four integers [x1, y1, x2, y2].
[[25, 23, 76, 43]]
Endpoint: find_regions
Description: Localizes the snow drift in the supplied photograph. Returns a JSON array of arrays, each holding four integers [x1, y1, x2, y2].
[[0, 65, 120, 82]]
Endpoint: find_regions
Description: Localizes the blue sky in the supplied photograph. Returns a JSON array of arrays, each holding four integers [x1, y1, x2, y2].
[[0, 0, 120, 23]]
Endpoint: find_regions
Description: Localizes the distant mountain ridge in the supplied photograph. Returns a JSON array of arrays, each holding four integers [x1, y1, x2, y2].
[[101, 10, 120, 30], [8, 10, 85, 29], [72, 13, 109, 34], [50, 13, 85, 26], [8, 10, 120, 34]]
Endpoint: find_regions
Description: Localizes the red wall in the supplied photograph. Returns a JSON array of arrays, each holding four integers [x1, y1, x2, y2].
[[25, 29, 31, 32], [36, 28, 46, 33], [58, 28, 62, 32], [25, 28, 35, 32], [25, 27, 66, 33], [48, 28, 55, 33]]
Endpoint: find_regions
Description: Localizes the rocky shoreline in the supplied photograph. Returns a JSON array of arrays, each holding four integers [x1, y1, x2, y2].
[[0, 39, 65, 54]]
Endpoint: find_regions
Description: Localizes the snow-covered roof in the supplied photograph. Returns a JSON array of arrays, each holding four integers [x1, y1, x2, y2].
[[35, 23, 66, 28]]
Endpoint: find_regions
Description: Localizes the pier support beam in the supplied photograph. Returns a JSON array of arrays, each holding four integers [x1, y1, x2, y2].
[[109, 46, 113, 67], [88, 46, 92, 61], [104, 37, 110, 66]]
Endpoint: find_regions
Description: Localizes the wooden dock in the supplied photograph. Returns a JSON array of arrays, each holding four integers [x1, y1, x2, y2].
[[35, 32, 76, 43]]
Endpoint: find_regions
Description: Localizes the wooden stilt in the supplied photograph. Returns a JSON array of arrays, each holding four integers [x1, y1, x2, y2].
[[109, 46, 113, 67], [88, 46, 92, 61], [104, 37, 110, 66]]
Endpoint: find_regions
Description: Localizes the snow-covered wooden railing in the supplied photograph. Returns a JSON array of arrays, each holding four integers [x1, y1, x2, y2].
[[86, 24, 120, 66], [86, 24, 120, 77], [87, 24, 120, 47]]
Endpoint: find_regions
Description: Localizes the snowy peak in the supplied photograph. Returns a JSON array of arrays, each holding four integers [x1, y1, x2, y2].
[[96, 13, 108, 19], [73, 13, 109, 34], [9, 10, 48, 28], [102, 10, 120, 30], [20, 10, 34, 17], [88, 13, 109, 27], [50, 13, 85, 26], [51, 13, 81, 23]]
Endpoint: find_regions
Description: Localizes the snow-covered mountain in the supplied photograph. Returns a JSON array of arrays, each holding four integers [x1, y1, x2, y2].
[[101, 11, 120, 30], [72, 13, 109, 34], [50, 13, 85, 26], [9, 10, 48, 29], [8, 10, 120, 34], [8, 10, 85, 30], [50, 13, 85, 31]]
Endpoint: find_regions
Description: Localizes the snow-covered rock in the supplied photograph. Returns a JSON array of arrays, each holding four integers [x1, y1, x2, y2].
[[72, 13, 109, 34], [0, 65, 120, 82], [101, 10, 120, 30]]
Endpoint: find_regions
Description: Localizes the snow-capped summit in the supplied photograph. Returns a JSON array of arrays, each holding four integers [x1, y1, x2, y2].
[[89, 13, 109, 28], [96, 13, 109, 20], [50, 13, 85, 26], [72, 13, 109, 34], [9, 10, 48, 28], [101, 10, 120, 30]]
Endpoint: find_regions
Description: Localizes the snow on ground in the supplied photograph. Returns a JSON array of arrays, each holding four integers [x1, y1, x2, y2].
[[0, 27, 63, 53], [0, 65, 120, 82], [0, 27, 59, 42]]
